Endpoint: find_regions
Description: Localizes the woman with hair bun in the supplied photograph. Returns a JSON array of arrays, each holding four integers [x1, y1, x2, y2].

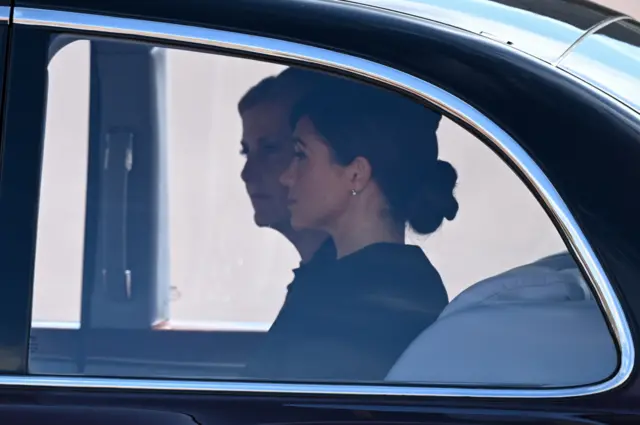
[[248, 79, 458, 382]]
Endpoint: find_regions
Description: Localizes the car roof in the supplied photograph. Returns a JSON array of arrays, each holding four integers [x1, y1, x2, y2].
[[20, 0, 638, 113], [341, 0, 624, 63], [343, 0, 640, 114], [17, 0, 624, 64]]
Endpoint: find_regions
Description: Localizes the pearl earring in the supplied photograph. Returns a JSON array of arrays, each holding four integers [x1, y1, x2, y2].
[[351, 189, 357, 196]]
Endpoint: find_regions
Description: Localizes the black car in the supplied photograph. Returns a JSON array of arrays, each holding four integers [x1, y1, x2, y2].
[[0, 0, 639, 423]]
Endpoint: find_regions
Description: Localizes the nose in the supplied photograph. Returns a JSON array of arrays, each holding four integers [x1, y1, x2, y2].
[[241, 157, 255, 184], [279, 158, 296, 188]]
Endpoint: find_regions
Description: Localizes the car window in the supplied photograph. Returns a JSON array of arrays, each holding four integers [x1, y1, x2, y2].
[[29, 35, 617, 388]]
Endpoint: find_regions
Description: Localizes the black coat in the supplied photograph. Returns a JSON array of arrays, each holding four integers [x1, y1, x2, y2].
[[245, 242, 448, 382]]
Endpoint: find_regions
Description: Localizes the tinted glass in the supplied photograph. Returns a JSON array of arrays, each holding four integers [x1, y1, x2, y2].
[[28, 35, 617, 387]]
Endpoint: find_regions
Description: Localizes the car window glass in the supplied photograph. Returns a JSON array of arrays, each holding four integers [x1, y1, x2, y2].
[[29, 36, 617, 388]]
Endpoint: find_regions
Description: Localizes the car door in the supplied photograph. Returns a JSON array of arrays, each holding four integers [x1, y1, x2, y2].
[[0, 1, 638, 424], [0, 2, 27, 374], [0, 2, 7, 141]]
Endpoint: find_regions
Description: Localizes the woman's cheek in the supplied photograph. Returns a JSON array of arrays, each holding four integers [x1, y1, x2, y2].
[[293, 161, 307, 187]]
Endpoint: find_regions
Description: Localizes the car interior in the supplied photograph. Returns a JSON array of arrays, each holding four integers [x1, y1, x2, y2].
[[387, 252, 617, 386], [28, 37, 619, 387]]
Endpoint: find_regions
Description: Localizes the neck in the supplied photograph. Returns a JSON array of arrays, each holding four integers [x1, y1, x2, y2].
[[278, 223, 329, 263], [329, 206, 403, 259]]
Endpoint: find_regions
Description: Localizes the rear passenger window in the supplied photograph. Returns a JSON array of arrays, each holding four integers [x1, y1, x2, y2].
[[29, 35, 617, 388]]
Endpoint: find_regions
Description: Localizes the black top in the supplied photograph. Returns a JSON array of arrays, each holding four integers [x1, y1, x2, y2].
[[245, 242, 448, 382]]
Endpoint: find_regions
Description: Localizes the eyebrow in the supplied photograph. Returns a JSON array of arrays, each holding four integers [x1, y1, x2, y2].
[[258, 136, 283, 145]]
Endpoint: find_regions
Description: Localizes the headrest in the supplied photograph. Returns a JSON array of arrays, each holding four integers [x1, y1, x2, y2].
[[440, 252, 590, 319], [385, 252, 617, 387], [386, 301, 617, 386]]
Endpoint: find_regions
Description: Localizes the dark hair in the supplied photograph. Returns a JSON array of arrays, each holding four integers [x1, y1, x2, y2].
[[238, 67, 336, 114], [238, 76, 278, 113], [290, 81, 459, 235]]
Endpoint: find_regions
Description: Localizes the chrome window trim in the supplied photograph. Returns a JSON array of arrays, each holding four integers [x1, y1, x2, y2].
[[11, 6, 634, 399]]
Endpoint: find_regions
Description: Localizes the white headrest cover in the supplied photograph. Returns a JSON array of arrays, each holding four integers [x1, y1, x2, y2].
[[386, 253, 617, 387]]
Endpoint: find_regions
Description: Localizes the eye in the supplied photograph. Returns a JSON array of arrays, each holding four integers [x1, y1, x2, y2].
[[293, 144, 307, 160], [292, 137, 308, 161], [261, 143, 282, 155], [239, 144, 249, 157]]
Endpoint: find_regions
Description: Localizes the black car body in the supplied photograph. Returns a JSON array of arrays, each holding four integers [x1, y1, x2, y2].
[[0, 0, 638, 423]]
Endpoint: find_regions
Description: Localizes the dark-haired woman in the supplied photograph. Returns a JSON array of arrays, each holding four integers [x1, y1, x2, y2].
[[245, 81, 458, 382]]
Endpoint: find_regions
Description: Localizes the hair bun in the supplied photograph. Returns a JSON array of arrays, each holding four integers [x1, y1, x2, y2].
[[407, 160, 459, 234], [435, 160, 459, 221]]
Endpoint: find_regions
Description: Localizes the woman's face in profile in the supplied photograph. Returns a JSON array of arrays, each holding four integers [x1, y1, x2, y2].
[[240, 100, 296, 229], [280, 116, 352, 231]]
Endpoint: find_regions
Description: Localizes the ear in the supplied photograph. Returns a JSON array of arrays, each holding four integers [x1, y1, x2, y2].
[[348, 156, 373, 192]]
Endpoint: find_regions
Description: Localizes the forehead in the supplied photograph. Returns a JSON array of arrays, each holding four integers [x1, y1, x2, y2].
[[293, 116, 331, 152], [241, 100, 292, 139]]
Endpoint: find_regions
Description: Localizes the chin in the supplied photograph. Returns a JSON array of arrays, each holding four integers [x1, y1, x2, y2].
[[254, 212, 290, 231], [290, 221, 304, 231], [289, 215, 313, 231]]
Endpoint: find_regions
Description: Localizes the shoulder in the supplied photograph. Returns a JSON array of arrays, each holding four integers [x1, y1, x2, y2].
[[337, 243, 447, 300]]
